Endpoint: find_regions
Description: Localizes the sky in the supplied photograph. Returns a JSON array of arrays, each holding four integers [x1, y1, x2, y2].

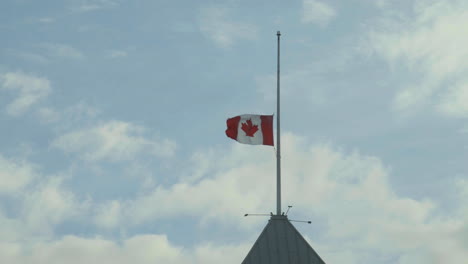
[[0, 0, 467, 263]]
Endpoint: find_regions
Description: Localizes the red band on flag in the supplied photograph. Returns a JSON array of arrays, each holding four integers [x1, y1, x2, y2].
[[226, 116, 241, 140], [260, 115, 274, 146]]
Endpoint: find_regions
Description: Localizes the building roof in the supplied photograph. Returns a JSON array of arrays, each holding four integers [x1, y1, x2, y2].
[[241, 215, 325, 264]]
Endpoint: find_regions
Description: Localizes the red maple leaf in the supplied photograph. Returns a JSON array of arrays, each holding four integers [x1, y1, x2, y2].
[[241, 119, 259, 137]]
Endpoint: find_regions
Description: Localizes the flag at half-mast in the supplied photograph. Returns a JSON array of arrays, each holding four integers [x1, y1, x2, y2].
[[226, 114, 274, 146]]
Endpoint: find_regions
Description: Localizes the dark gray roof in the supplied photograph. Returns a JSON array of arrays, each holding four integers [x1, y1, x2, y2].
[[241, 215, 325, 264]]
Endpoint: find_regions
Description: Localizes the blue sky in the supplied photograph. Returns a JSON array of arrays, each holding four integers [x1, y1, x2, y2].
[[1, 0, 467, 263]]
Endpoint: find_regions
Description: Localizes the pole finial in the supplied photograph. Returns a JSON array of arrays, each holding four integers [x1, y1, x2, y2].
[[277, 31, 281, 36]]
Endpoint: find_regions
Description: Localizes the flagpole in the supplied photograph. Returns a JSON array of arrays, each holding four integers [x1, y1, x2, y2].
[[276, 31, 282, 216]]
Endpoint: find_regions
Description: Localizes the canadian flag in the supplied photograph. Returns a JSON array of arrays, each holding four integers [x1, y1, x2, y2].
[[225, 114, 274, 146]]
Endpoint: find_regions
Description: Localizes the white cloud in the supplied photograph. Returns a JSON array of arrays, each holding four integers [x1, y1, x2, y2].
[[198, 7, 257, 48], [13, 43, 83, 64], [72, 0, 119, 13], [302, 0, 337, 26], [94, 200, 121, 229], [36, 102, 99, 125], [0, 155, 36, 194], [358, 0, 389, 9], [2, 235, 183, 264], [16, 52, 50, 64], [77, 4, 101, 12], [1, 133, 467, 263], [0, 234, 251, 264], [0, 155, 85, 241], [0, 149, 249, 263], [38, 17, 55, 23], [93, 133, 468, 263], [14, 44, 83, 64], [52, 120, 176, 162], [106, 50, 128, 58], [21, 176, 83, 236], [437, 79, 468, 118], [369, 0, 468, 116], [42, 43, 85, 60], [37, 107, 61, 123], [64, 101, 100, 122], [0, 72, 51, 116], [193, 242, 250, 264]]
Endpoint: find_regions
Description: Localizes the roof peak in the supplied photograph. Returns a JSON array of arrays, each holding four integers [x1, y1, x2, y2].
[[241, 215, 325, 264]]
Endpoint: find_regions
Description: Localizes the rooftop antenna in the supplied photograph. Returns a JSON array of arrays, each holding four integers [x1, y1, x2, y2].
[[244, 213, 271, 217], [285, 205, 311, 224], [285, 205, 292, 215], [289, 219, 312, 224]]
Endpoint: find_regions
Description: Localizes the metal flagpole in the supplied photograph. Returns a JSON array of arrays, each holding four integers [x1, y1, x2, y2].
[[276, 31, 281, 216]]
